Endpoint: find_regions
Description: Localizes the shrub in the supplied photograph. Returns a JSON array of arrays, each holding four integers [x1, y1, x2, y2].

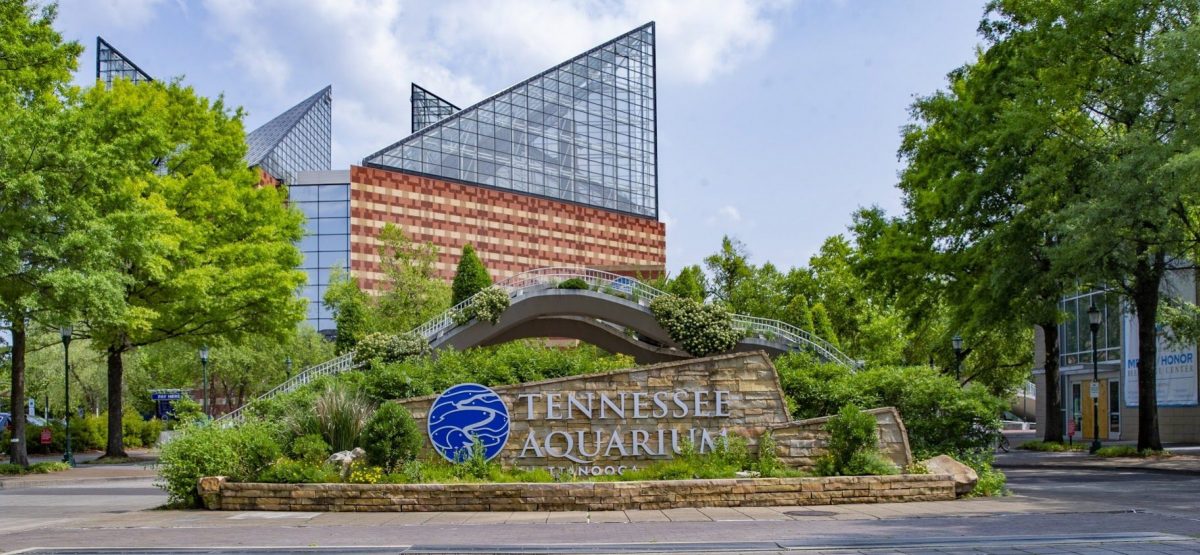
[[157, 420, 283, 507], [957, 450, 1007, 497], [557, 278, 590, 290], [649, 294, 740, 357], [362, 402, 423, 472], [288, 381, 374, 452], [754, 431, 780, 476], [1094, 446, 1164, 458], [352, 332, 430, 368], [451, 286, 510, 326], [362, 341, 634, 403], [346, 461, 385, 484], [290, 434, 332, 464], [451, 244, 493, 305], [815, 404, 892, 476], [28, 462, 71, 474], [776, 353, 1005, 458], [258, 457, 340, 483], [75, 414, 107, 450], [171, 398, 205, 424], [0, 463, 24, 475], [1020, 440, 1086, 452]]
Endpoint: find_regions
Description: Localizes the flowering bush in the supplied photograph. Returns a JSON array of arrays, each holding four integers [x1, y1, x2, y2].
[[452, 286, 510, 326], [352, 332, 429, 367], [650, 294, 740, 357]]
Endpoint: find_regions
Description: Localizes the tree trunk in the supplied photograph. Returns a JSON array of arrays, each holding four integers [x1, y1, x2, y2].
[[1040, 322, 1064, 442], [1132, 259, 1164, 452], [7, 321, 29, 466], [104, 347, 127, 458]]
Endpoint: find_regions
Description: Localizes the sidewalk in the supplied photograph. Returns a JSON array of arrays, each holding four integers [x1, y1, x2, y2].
[[0, 450, 159, 490], [995, 447, 1200, 475]]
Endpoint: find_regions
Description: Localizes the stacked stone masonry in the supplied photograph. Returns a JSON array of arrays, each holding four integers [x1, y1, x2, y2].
[[350, 165, 666, 290], [199, 475, 955, 512], [398, 352, 913, 471]]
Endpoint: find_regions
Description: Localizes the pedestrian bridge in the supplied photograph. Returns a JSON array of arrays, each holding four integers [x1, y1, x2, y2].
[[222, 267, 856, 422]]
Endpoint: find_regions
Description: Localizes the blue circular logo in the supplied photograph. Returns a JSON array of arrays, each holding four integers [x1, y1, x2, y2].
[[427, 383, 510, 463]]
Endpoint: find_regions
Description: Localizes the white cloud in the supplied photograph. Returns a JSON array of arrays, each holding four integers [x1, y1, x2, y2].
[[436, 0, 792, 84], [58, 0, 167, 29], [197, 0, 792, 167], [706, 204, 743, 227]]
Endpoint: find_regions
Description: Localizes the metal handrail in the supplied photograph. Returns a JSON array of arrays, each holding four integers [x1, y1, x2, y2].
[[220, 266, 859, 422]]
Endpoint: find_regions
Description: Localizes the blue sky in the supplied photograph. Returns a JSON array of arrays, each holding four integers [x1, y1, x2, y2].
[[53, 0, 987, 274]]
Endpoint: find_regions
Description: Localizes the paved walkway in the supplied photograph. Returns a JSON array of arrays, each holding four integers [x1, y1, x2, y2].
[[996, 448, 1200, 475], [0, 451, 158, 490]]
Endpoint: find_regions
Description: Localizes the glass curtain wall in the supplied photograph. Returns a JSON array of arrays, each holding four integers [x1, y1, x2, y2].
[[365, 23, 658, 218], [246, 86, 333, 184], [412, 83, 460, 132], [290, 181, 349, 333], [96, 37, 152, 87]]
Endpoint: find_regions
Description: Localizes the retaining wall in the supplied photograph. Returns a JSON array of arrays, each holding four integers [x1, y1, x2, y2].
[[198, 474, 955, 512]]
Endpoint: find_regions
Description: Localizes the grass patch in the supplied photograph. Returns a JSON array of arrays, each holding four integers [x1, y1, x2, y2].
[[84, 456, 145, 465], [1019, 440, 1087, 452], [0, 461, 72, 475], [1093, 446, 1170, 458]]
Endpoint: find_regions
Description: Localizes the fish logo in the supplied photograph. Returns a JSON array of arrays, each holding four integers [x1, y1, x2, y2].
[[427, 383, 510, 463]]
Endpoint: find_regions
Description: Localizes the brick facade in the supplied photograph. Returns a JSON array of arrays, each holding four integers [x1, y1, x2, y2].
[[350, 165, 666, 292]]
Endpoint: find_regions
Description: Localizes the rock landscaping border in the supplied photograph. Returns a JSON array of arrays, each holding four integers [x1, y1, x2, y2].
[[198, 474, 955, 512]]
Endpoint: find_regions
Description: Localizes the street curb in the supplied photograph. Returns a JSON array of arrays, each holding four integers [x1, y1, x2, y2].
[[0, 474, 157, 491], [995, 462, 1200, 477]]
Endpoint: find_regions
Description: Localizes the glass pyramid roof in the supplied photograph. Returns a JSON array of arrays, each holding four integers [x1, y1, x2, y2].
[[412, 83, 460, 133], [365, 22, 658, 218], [246, 86, 333, 184], [96, 37, 152, 87]]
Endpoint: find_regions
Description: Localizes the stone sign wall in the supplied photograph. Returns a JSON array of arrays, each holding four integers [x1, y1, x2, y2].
[[398, 351, 913, 474]]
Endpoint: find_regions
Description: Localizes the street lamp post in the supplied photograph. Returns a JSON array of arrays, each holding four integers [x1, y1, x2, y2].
[[60, 325, 75, 467], [199, 346, 210, 418], [1088, 303, 1102, 454], [952, 334, 965, 382], [285, 356, 293, 380]]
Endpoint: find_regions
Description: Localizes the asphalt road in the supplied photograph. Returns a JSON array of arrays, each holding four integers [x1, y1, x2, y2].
[[0, 468, 1197, 554]]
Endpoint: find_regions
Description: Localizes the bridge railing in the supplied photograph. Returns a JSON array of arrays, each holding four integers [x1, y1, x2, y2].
[[220, 266, 859, 423]]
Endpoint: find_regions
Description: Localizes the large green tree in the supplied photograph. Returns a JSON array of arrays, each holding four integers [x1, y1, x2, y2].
[[981, 0, 1200, 451], [0, 1, 125, 465], [74, 79, 306, 457]]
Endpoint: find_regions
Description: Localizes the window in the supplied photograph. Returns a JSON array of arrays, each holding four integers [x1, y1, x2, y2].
[[1059, 290, 1121, 367]]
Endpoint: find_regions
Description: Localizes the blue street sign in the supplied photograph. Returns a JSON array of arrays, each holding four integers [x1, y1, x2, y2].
[[151, 392, 182, 401]]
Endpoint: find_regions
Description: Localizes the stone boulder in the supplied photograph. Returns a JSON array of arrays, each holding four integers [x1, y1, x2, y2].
[[921, 454, 978, 497], [328, 447, 367, 480]]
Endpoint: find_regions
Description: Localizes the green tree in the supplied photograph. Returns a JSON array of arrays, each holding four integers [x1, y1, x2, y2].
[[372, 224, 451, 333], [811, 303, 840, 350], [451, 244, 492, 306], [703, 236, 751, 304], [0, 1, 121, 466], [663, 264, 707, 302], [781, 295, 815, 334], [850, 6, 1082, 438], [74, 79, 306, 458], [323, 267, 372, 354], [1001, 0, 1200, 452]]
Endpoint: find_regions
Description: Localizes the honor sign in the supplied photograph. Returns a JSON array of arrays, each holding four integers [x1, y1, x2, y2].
[[403, 353, 798, 476]]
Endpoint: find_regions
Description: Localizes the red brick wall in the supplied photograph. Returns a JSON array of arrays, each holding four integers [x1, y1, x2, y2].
[[350, 165, 665, 292]]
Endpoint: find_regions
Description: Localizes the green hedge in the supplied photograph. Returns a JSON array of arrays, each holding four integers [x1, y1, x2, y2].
[[361, 341, 636, 403], [775, 353, 1005, 458], [157, 420, 284, 507]]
